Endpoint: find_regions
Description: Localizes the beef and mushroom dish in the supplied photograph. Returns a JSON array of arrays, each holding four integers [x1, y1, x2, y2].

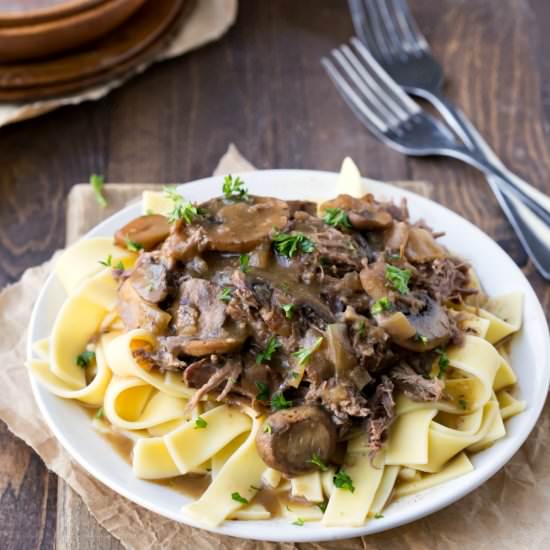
[[114, 177, 476, 478]]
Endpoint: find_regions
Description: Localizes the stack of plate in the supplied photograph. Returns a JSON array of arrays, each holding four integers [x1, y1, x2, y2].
[[0, 0, 189, 101]]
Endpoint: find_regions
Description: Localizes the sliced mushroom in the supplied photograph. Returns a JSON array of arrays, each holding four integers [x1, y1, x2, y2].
[[405, 227, 446, 263], [171, 278, 248, 356], [116, 279, 171, 335], [384, 221, 409, 253], [319, 194, 393, 230], [377, 311, 417, 340], [115, 215, 170, 251], [359, 259, 387, 300], [256, 405, 337, 477], [128, 253, 168, 303], [201, 196, 288, 252], [326, 323, 356, 378]]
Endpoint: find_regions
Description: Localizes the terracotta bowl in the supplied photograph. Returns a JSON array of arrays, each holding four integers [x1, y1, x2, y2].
[[0, 0, 147, 62]]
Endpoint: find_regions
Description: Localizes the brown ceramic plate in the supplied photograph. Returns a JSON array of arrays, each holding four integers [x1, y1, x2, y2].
[[0, 0, 146, 62], [0, 0, 189, 102], [0, 0, 107, 27]]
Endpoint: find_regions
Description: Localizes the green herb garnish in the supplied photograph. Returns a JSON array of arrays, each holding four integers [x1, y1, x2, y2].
[[94, 407, 104, 419], [385, 264, 411, 294], [256, 336, 281, 364], [231, 492, 249, 504], [292, 337, 323, 366], [239, 254, 250, 273], [333, 470, 355, 493], [436, 348, 450, 379], [271, 392, 292, 410], [357, 320, 366, 338], [114, 260, 125, 270], [99, 255, 112, 267], [308, 453, 328, 472], [317, 501, 328, 513], [292, 518, 305, 526], [75, 350, 95, 368], [263, 423, 272, 434], [374, 513, 384, 519], [459, 399, 468, 410], [125, 237, 143, 252], [323, 207, 352, 229], [223, 175, 249, 202], [164, 185, 201, 224], [415, 333, 428, 345], [255, 381, 270, 402], [272, 231, 315, 258], [219, 287, 233, 303], [90, 174, 107, 207], [281, 303, 295, 319], [371, 296, 391, 315], [194, 416, 208, 429]]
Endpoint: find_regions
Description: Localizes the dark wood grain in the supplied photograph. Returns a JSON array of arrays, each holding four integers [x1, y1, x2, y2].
[[0, 1, 549, 548]]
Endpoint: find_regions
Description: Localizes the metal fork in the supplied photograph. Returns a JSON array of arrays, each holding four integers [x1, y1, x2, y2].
[[348, 0, 550, 279], [321, 39, 550, 278]]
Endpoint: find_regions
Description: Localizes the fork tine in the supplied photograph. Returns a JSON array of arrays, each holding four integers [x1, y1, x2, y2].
[[361, 0, 395, 60], [350, 37, 420, 115], [393, 0, 428, 51], [347, 0, 382, 59], [371, 0, 403, 55], [321, 57, 389, 135]]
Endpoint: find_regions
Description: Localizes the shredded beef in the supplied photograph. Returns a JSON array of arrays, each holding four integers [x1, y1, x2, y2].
[[390, 363, 444, 402]]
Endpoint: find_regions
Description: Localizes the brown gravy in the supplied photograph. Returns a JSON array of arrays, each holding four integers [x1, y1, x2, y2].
[[154, 474, 211, 500]]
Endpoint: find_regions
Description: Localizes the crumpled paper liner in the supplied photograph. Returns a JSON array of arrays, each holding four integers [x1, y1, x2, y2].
[[0, 0, 238, 128], [0, 144, 548, 549]]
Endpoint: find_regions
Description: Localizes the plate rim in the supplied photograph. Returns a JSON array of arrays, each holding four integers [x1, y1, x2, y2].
[[27, 169, 550, 542]]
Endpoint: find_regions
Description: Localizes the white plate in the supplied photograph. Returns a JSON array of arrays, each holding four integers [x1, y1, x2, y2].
[[27, 170, 550, 542]]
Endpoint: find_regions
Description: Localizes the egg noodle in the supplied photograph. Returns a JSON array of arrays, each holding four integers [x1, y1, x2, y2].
[[27, 161, 525, 528]]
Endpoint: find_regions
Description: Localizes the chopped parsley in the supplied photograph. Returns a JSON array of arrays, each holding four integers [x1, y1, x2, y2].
[[114, 260, 125, 270], [219, 287, 233, 303], [292, 518, 305, 526], [239, 254, 250, 273], [436, 348, 450, 378], [164, 185, 201, 224], [374, 513, 384, 519], [415, 333, 428, 345], [333, 470, 355, 493], [90, 174, 107, 207], [281, 303, 295, 319], [271, 392, 292, 410], [385, 264, 411, 294], [256, 336, 281, 364], [292, 337, 323, 366], [272, 231, 315, 258], [263, 423, 272, 434], [317, 501, 328, 513], [222, 175, 249, 202], [194, 416, 208, 429], [75, 350, 95, 368], [371, 296, 391, 315], [357, 320, 366, 338], [231, 492, 249, 505], [255, 381, 270, 402], [323, 207, 352, 229], [125, 237, 143, 252], [99, 254, 112, 267], [459, 399, 468, 410], [308, 453, 328, 472], [94, 407, 104, 419]]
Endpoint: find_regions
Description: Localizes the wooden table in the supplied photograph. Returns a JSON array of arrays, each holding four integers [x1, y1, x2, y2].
[[0, 1, 548, 548]]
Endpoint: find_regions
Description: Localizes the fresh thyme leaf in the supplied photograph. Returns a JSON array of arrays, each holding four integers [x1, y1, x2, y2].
[[374, 513, 384, 519], [239, 254, 250, 273], [256, 336, 281, 364], [415, 333, 428, 345], [292, 518, 305, 526], [323, 207, 352, 229], [99, 254, 112, 267], [271, 392, 292, 410], [75, 350, 95, 368], [272, 231, 315, 258], [255, 381, 270, 401], [231, 492, 249, 504], [222, 175, 249, 202], [292, 337, 323, 366], [436, 348, 450, 378], [90, 174, 107, 207], [114, 260, 125, 270], [385, 264, 411, 294], [317, 501, 328, 513], [94, 407, 104, 419], [194, 416, 207, 429], [308, 453, 328, 472], [263, 423, 272, 434], [125, 237, 143, 252], [163, 185, 201, 224], [371, 296, 391, 316], [281, 303, 295, 319], [333, 470, 355, 493], [219, 287, 233, 303]]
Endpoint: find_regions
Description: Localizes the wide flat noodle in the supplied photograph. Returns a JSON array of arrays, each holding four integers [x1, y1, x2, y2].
[[369, 465, 399, 516], [291, 471, 323, 502], [142, 191, 173, 216], [477, 292, 523, 344]]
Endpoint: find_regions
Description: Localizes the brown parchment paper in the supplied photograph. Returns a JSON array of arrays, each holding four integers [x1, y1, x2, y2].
[[0, 144, 548, 549], [0, 0, 238, 128]]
